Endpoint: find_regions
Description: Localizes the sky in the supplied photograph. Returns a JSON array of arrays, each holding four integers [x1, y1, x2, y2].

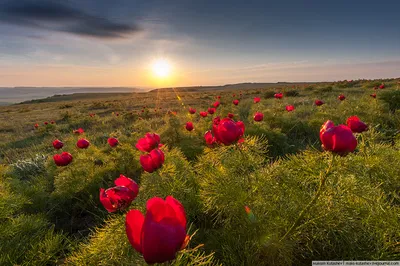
[[0, 0, 399, 88]]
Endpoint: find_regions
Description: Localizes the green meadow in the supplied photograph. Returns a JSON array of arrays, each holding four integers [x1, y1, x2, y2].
[[0, 79, 399, 265]]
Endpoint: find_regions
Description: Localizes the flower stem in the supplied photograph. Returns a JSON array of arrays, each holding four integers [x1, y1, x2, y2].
[[280, 154, 336, 242]]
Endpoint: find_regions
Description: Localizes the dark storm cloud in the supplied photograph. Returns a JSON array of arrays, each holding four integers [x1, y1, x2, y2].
[[0, 0, 140, 38]]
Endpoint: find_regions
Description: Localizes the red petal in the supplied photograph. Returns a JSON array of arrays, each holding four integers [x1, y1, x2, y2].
[[320, 128, 335, 151], [99, 188, 116, 213], [146, 197, 175, 222], [332, 125, 357, 153], [141, 213, 186, 264], [126, 209, 145, 253], [115, 175, 139, 195], [166, 196, 187, 230], [140, 154, 155, 173]]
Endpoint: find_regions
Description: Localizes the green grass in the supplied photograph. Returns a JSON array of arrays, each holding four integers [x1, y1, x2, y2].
[[0, 78, 399, 265]]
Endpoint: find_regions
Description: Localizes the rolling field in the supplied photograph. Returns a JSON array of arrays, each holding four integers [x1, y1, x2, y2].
[[0, 79, 400, 265]]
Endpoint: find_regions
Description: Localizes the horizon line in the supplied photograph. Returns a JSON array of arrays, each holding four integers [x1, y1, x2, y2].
[[1, 77, 399, 90]]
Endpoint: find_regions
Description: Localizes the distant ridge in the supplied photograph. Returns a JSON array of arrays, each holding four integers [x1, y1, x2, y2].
[[0, 87, 145, 104], [18, 92, 134, 104], [150, 82, 316, 93]]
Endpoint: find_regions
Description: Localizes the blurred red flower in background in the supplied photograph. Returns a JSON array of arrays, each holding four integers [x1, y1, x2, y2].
[[185, 122, 194, 131], [254, 112, 264, 122], [286, 105, 295, 112], [53, 152, 73, 166], [52, 139, 64, 150], [108, 137, 119, 147], [200, 111, 208, 117], [77, 139, 90, 149], [346, 116, 368, 133]]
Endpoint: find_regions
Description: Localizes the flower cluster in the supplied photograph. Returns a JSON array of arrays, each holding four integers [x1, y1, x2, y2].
[[204, 116, 245, 146], [136, 133, 165, 173], [320, 116, 368, 155]]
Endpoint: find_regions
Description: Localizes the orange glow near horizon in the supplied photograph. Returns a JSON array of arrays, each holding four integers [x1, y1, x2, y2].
[[146, 58, 179, 87]]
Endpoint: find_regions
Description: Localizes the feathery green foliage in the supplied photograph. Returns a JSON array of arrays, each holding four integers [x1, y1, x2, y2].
[[0, 78, 399, 265]]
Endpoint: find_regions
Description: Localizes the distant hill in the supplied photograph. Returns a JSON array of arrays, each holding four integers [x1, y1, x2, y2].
[[18, 92, 135, 104], [0, 83, 318, 104], [150, 82, 316, 93], [0, 87, 145, 104]]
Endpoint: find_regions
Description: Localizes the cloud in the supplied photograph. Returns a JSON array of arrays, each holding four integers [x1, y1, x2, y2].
[[0, 0, 140, 38]]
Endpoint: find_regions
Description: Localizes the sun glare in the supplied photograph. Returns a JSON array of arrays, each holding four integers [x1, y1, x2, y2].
[[152, 59, 171, 78]]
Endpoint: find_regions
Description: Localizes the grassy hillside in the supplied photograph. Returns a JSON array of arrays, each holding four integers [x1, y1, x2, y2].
[[19, 93, 136, 104], [0, 78, 399, 265]]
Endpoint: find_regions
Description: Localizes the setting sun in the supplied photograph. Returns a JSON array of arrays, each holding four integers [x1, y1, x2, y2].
[[152, 59, 171, 78]]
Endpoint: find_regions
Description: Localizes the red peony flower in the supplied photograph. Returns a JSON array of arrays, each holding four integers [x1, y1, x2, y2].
[[315, 100, 324, 106], [125, 196, 188, 264], [213, 116, 220, 125], [320, 120, 357, 154], [286, 105, 295, 112], [254, 112, 264, 122], [185, 122, 194, 131], [227, 113, 234, 118], [50, 121, 55, 124], [379, 84, 385, 89], [217, 95, 221, 99], [188, 108, 196, 114], [34, 123, 39, 129], [338, 94, 346, 101], [100, 174, 139, 213], [346, 116, 368, 133], [52, 139, 64, 150], [136, 133, 161, 152], [370, 93, 376, 98], [208, 107, 216, 114], [140, 149, 165, 173], [204, 131, 216, 146], [212, 118, 245, 145], [73, 128, 84, 134], [53, 152, 73, 166], [233, 99, 239, 105], [108, 137, 119, 147], [200, 111, 208, 117], [77, 139, 90, 149], [44, 121, 48, 125], [253, 97, 261, 103], [274, 93, 283, 99], [213, 101, 220, 108]]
